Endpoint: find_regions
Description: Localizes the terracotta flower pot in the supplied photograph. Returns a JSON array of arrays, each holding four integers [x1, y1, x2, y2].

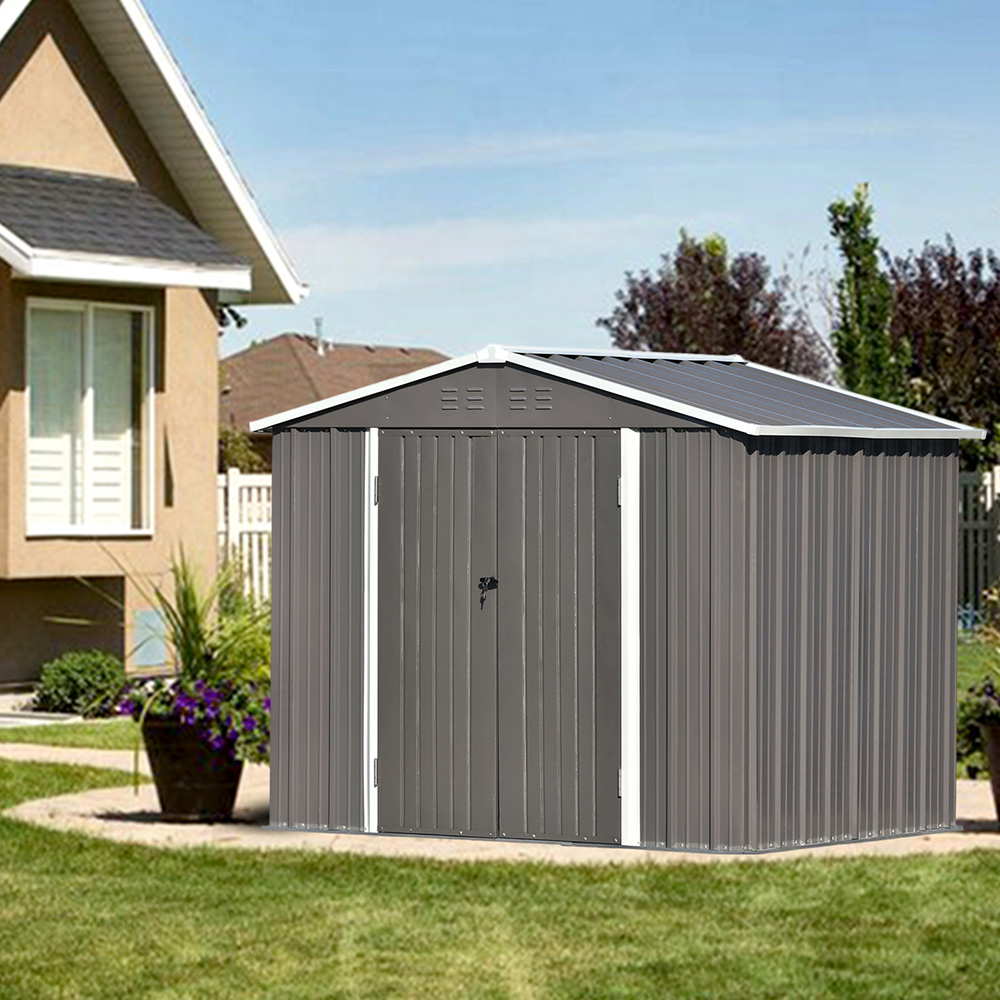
[[979, 724, 1000, 823], [142, 716, 243, 823]]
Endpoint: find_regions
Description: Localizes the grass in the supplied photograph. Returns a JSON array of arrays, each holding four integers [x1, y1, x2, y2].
[[0, 717, 137, 751], [1, 760, 1000, 999], [957, 637, 999, 694]]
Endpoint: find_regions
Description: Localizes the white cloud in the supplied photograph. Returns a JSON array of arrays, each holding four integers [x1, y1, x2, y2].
[[283, 212, 735, 293], [249, 114, 971, 188]]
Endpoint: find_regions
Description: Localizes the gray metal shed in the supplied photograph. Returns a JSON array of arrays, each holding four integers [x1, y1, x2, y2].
[[252, 345, 984, 852]]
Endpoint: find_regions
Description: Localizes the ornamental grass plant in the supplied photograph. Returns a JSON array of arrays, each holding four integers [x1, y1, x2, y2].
[[118, 551, 271, 766]]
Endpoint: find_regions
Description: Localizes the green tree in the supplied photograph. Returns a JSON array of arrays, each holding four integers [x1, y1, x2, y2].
[[219, 425, 267, 473], [828, 183, 911, 404], [598, 231, 832, 380]]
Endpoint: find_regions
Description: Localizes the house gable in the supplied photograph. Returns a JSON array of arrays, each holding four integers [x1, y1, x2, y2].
[[0, 0, 187, 213]]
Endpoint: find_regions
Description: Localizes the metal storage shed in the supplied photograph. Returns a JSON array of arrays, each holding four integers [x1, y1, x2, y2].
[[252, 345, 984, 853]]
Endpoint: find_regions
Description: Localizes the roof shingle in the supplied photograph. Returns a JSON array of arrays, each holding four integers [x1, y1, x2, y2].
[[0, 163, 247, 267]]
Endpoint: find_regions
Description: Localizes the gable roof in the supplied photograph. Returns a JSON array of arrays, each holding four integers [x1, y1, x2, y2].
[[250, 345, 985, 440], [222, 334, 450, 433], [0, 0, 306, 304], [0, 163, 251, 289]]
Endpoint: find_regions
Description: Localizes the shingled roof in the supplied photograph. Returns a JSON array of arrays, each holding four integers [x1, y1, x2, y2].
[[221, 334, 450, 433], [0, 163, 247, 267]]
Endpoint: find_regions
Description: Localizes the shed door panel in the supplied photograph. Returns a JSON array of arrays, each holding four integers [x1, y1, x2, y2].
[[378, 431, 498, 837], [496, 431, 622, 844]]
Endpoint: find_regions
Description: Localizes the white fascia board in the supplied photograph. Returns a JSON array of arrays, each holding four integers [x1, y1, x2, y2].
[[249, 352, 482, 431], [0, 223, 253, 291], [18, 250, 252, 292], [0, 220, 34, 273], [750, 424, 982, 440], [0, 0, 31, 41], [114, 0, 307, 305], [740, 361, 984, 437]]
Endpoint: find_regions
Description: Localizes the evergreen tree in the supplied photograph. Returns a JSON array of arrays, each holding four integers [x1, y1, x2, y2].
[[828, 184, 912, 404]]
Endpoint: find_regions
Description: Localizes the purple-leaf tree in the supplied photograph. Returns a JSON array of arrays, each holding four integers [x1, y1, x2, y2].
[[597, 231, 834, 382]]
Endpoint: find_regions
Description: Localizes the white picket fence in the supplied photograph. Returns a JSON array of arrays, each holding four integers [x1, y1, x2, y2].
[[218, 469, 272, 604], [218, 465, 998, 612], [959, 466, 1000, 612]]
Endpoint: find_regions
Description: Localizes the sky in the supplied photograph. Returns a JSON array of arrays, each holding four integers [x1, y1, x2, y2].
[[144, 0, 999, 360]]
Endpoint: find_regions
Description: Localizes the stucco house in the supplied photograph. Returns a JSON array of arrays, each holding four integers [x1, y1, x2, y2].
[[0, 0, 304, 685]]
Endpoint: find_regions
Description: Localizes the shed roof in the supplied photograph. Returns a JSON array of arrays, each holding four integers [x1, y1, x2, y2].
[[250, 345, 984, 440]]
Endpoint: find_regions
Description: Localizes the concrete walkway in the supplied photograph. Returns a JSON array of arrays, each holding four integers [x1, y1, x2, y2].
[[3, 742, 1000, 864]]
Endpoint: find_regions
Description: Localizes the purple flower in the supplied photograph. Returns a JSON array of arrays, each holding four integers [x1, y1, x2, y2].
[[263, 697, 271, 711], [208, 734, 227, 752], [243, 716, 257, 733], [118, 700, 136, 716]]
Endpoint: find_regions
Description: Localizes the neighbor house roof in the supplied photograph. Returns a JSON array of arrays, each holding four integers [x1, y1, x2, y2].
[[0, 0, 306, 304], [222, 334, 450, 433], [0, 163, 251, 290], [250, 345, 985, 440]]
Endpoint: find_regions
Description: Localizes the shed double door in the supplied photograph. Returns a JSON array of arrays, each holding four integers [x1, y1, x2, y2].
[[378, 429, 621, 844]]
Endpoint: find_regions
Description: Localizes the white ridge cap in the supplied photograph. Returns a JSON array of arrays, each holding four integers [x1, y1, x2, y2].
[[476, 344, 509, 364]]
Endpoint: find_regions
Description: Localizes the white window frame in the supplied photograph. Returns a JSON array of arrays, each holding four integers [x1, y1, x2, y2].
[[25, 297, 156, 538]]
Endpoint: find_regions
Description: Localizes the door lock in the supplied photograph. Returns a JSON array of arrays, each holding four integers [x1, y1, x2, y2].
[[478, 576, 498, 609]]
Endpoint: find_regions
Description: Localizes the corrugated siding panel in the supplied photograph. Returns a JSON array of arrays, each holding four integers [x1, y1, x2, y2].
[[640, 430, 713, 849], [377, 431, 499, 838], [497, 430, 621, 844], [270, 428, 365, 830], [641, 430, 957, 851]]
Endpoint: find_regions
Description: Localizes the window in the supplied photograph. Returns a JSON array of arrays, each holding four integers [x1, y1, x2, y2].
[[27, 300, 154, 534]]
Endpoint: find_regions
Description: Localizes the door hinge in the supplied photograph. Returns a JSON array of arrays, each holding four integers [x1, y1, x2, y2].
[[618, 768, 622, 798], [373, 475, 379, 505], [617, 477, 622, 508], [373, 758, 379, 787]]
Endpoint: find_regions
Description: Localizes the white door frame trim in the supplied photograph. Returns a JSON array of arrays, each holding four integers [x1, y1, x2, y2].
[[363, 427, 380, 833], [620, 428, 641, 846]]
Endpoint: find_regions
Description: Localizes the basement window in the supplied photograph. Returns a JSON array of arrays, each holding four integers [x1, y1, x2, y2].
[[26, 299, 154, 535]]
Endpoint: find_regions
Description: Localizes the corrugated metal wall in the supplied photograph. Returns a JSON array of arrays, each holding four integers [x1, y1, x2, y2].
[[497, 430, 621, 844], [377, 430, 499, 838], [270, 428, 366, 830], [641, 429, 958, 852]]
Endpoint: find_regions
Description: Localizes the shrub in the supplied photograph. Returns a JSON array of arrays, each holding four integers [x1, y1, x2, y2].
[[34, 649, 126, 718]]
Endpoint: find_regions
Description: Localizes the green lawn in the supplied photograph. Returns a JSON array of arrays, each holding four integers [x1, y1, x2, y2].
[[957, 638, 999, 694], [1, 759, 1000, 999], [0, 717, 137, 750]]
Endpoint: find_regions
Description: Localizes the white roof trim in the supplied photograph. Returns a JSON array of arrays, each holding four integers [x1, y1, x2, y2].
[[740, 361, 982, 435], [113, 0, 306, 303], [249, 346, 984, 440], [0, 221, 251, 291], [250, 352, 480, 431], [0, 0, 307, 305]]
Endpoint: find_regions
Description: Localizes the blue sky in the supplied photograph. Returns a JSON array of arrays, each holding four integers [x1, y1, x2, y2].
[[146, 0, 998, 359]]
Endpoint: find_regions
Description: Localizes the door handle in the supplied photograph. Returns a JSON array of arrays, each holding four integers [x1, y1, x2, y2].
[[478, 576, 498, 609]]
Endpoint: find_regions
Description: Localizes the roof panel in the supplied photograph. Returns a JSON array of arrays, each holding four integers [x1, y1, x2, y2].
[[529, 353, 959, 432]]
